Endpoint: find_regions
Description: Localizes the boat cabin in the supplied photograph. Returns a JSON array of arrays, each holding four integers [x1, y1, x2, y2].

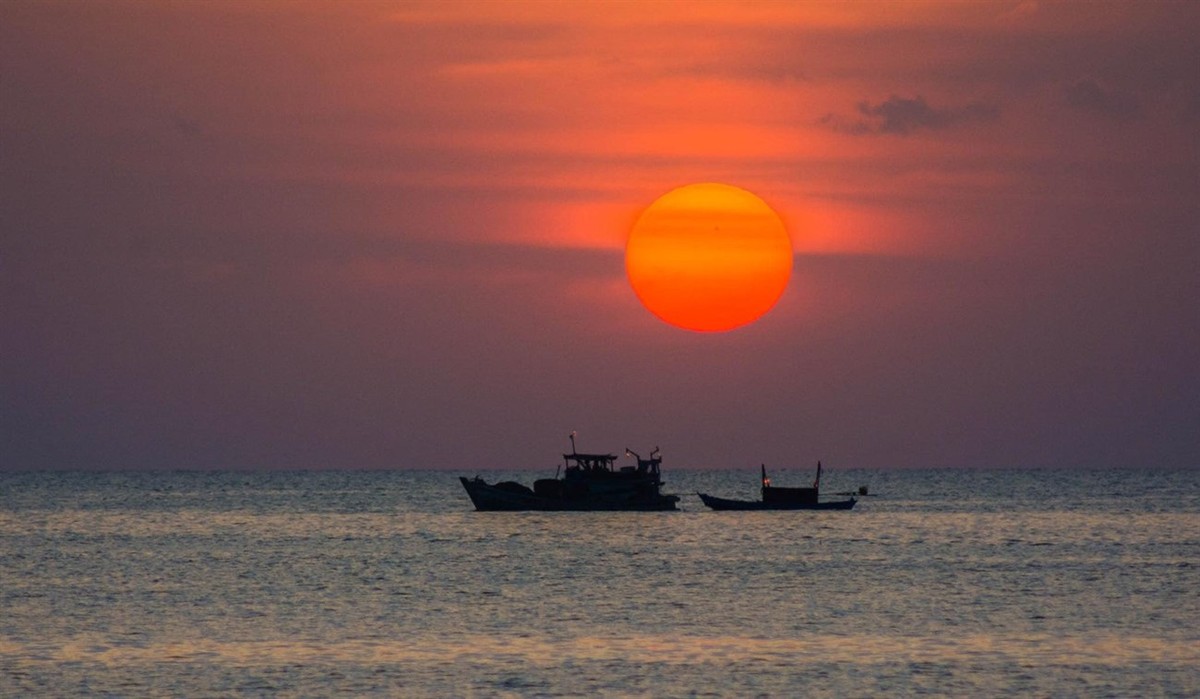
[[762, 484, 819, 505], [562, 451, 620, 474], [760, 463, 820, 505]]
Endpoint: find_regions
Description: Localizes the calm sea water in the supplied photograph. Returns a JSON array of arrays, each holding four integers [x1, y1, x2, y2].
[[1, 468, 1196, 697]]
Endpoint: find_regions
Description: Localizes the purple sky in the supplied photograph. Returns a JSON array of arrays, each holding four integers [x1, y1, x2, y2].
[[2, 1, 1197, 470]]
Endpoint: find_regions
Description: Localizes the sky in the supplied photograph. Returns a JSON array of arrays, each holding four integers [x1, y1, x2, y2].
[[2, 0, 1198, 471]]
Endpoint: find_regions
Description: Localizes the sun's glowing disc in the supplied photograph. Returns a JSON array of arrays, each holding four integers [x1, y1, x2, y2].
[[625, 183, 792, 332]]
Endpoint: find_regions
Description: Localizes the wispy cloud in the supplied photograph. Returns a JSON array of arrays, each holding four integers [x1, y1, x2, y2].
[[1063, 78, 1141, 122], [821, 95, 999, 136]]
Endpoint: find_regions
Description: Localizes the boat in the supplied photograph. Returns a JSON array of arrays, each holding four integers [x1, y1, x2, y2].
[[459, 434, 681, 511], [697, 462, 857, 511]]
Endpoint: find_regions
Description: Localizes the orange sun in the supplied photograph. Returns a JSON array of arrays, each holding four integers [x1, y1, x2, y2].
[[625, 183, 793, 332]]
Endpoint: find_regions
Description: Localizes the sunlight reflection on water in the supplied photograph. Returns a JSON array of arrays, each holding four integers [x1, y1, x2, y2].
[[16, 632, 1198, 666]]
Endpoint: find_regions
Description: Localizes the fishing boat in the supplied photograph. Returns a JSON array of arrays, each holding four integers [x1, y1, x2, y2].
[[459, 434, 681, 511], [697, 462, 857, 511]]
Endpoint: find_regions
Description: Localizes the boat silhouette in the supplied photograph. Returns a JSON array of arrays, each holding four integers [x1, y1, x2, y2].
[[698, 462, 857, 511], [460, 434, 681, 511]]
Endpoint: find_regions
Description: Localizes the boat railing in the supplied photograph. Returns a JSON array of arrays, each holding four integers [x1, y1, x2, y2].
[[625, 447, 662, 476]]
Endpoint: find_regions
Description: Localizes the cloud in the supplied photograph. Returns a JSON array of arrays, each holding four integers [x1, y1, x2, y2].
[[821, 95, 999, 136], [999, 1, 1040, 23], [1063, 78, 1141, 121]]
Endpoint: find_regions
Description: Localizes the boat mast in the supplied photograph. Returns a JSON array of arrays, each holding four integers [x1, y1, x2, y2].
[[564, 431, 576, 472]]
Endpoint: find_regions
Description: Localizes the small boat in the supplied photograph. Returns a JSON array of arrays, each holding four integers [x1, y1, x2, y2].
[[459, 434, 681, 511], [698, 462, 857, 511], [834, 485, 874, 497]]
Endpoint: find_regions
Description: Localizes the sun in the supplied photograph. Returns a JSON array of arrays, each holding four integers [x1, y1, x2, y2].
[[625, 183, 793, 332]]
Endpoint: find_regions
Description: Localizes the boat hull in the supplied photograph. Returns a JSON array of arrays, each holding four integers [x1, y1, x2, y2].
[[697, 492, 857, 511], [461, 477, 680, 511]]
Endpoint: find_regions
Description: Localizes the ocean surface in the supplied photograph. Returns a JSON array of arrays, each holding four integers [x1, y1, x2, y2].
[[1, 467, 1196, 697]]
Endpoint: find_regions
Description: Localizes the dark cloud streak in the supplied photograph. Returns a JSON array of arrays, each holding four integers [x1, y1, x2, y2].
[[821, 95, 999, 136], [1063, 78, 1142, 121]]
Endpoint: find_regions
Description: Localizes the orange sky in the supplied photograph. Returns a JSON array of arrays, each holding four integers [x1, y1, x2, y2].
[[2, 1, 1198, 469]]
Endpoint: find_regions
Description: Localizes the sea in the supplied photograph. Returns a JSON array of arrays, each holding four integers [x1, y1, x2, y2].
[[1, 467, 1196, 698]]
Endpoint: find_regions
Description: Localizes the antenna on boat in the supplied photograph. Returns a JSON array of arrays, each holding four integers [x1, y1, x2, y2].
[[569, 431, 577, 455]]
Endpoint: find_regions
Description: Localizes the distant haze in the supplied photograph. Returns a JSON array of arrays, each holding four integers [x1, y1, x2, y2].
[[2, 2, 1197, 470]]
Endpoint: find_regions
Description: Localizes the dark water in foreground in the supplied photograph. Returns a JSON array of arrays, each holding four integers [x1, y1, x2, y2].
[[1, 468, 1197, 697]]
